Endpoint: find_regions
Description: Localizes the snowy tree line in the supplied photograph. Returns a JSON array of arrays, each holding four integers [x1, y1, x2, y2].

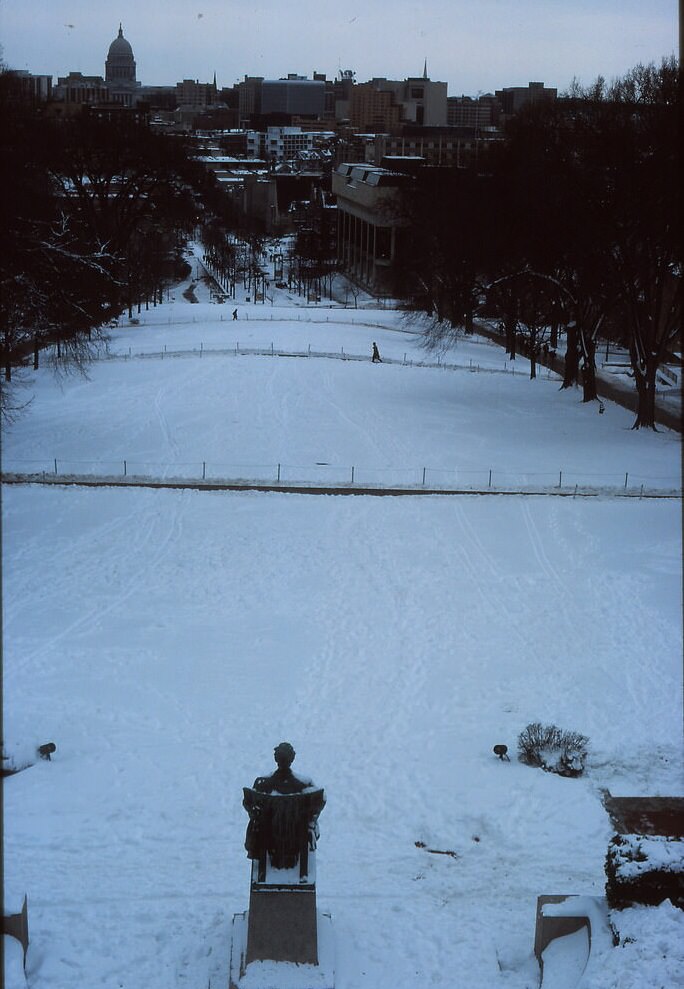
[[391, 58, 681, 429], [2, 59, 679, 430], [0, 71, 211, 420]]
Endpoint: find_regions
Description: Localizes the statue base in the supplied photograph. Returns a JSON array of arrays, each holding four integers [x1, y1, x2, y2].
[[229, 909, 334, 989]]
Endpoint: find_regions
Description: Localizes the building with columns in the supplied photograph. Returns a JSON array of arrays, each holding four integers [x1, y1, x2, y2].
[[53, 72, 109, 106], [105, 24, 141, 105], [332, 163, 410, 293]]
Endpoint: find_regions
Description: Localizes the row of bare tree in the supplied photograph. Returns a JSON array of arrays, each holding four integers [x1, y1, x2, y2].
[[1, 74, 205, 420], [392, 58, 680, 429]]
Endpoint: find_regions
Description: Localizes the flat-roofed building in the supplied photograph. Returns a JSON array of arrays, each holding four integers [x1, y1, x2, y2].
[[349, 83, 402, 133], [332, 163, 410, 292], [447, 94, 499, 128], [2, 70, 53, 103], [237, 76, 264, 125], [375, 126, 502, 167], [494, 81, 556, 117], [176, 78, 217, 107], [53, 72, 109, 105], [348, 72, 447, 132], [261, 77, 325, 118]]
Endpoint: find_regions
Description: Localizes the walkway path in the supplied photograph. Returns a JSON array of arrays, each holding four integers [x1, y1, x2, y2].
[[1, 474, 677, 499], [474, 322, 681, 432]]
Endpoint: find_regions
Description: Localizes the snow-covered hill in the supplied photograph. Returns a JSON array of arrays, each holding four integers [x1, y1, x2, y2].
[[2, 262, 682, 988]]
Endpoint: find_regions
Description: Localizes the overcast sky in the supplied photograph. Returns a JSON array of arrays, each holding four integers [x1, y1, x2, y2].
[[1, 0, 678, 95]]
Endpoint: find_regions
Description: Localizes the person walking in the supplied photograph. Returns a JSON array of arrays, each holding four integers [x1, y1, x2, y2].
[[371, 342, 382, 363], [232, 308, 238, 320]]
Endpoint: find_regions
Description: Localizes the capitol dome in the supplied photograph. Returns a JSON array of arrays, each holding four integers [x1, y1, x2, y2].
[[108, 26, 133, 58], [105, 24, 136, 85]]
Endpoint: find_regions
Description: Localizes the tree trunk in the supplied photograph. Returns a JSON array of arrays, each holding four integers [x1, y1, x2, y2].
[[631, 359, 659, 429], [562, 322, 579, 389], [33, 336, 40, 370], [529, 326, 537, 380], [581, 337, 598, 402], [505, 312, 517, 358], [550, 320, 558, 350]]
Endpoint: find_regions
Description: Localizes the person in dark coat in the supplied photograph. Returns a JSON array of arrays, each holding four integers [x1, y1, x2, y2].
[[372, 342, 382, 363]]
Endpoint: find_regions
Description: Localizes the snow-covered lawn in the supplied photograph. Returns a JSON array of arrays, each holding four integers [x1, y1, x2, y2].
[[2, 288, 680, 493], [2, 261, 682, 988]]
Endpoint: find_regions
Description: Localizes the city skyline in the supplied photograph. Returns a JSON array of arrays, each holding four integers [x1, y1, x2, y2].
[[1, 0, 678, 95]]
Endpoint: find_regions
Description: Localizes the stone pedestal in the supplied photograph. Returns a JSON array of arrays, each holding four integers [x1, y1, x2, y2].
[[246, 860, 318, 965], [230, 907, 335, 989]]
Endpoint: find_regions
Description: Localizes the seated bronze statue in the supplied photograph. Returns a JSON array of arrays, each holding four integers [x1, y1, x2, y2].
[[243, 742, 325, 882]]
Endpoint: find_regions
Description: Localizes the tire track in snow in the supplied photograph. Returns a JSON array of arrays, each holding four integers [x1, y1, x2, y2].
[[453, 501, 500, 579], [451, 501, 530, 659], [290, 502, 431, 805], [319, 362, 406, 468], [16, 493, 188, 672], [154, 383, 181, 463], [520, 499, 566, 594]]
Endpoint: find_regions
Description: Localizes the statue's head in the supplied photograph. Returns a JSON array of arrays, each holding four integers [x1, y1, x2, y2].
[[274, 742, 295, 768]]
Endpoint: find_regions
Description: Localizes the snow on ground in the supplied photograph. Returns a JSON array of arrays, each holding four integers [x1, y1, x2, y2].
[[2, 255, 682, 989], [2, 258, 680, 493]]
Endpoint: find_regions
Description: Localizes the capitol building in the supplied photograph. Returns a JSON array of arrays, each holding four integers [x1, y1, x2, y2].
[[105, 24, 141, 105], [53, 23, 142, 107]]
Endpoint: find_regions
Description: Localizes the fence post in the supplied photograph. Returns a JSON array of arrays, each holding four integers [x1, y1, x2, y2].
[[422, 467, 426, 486], [202, 461, 206, 480], [277, 463, 281, 483], [308, 344, 311, 356], [123, 460, 127, 477], [351, 466, 355, 484], [558, 470, 562, 489], [640, 484, 644, 499], [624, 472, 629, 489], [574, 483, 578, 498], [200, 342, 203, 357], [54, 458, 58, 476], [271, 342, 274, 355], [488, 469, 492, 488]]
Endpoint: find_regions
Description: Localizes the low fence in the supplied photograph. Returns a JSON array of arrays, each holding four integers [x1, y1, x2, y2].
[[1, 459, 680, 497], [90, 341, 536, 378]]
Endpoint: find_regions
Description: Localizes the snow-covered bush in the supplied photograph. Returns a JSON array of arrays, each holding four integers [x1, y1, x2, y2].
[[517, 722, 589, 777], [605, 834, 684, 910]]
